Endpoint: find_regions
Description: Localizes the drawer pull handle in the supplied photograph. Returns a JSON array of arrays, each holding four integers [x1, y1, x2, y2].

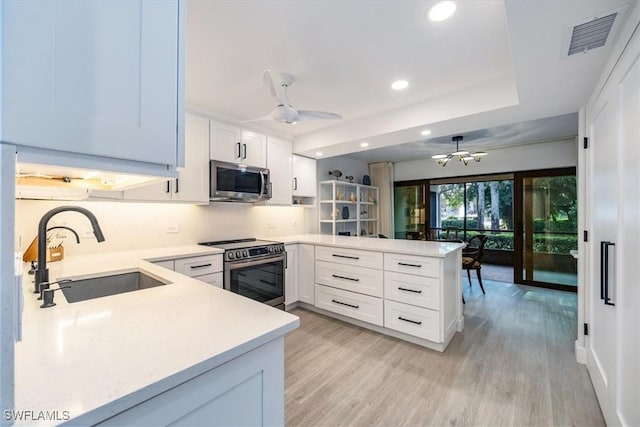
[[398, 262, 422, 268], [398, 316, 422, 325], [332, 254, 360, 260], [331, 299, 359, 309], [332, 274, 360, 282], [398, 287, 422, 294], [190, 263, 212, 269]]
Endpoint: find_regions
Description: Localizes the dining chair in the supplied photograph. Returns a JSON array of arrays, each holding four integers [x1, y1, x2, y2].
[[462, 234, 489, 295], [444, 226, 460, 240]]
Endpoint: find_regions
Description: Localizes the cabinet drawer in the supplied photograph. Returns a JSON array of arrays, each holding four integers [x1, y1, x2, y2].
[[194, 272, 223, 289], [316, 261, 383, 297], [384, 300, 440, 342], [384, 271, 440, 310], [315, 284, 383, 326], [384, 253, 440, 278], [315, 246, 383, 270], [174, 255, 223, 277]]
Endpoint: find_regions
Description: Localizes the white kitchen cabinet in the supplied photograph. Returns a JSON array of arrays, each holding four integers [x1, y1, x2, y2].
[[298, 244, 315, 304], [2, 0, 185, 168], [123, 114, 209, 203], [149, 254, 223, 288], [292, 155, 317, 204], [584, 6, 640, 425], [210, 122, 267, 168], [266, 137, 293, 205], [285, 244, 299, 307], [97, 337, 285, 426]]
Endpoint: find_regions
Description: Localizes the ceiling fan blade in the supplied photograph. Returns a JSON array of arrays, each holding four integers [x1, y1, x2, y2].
[[297, 110, 343, 121], [239, 113, 274, 123], [262, 70, 278, 99]]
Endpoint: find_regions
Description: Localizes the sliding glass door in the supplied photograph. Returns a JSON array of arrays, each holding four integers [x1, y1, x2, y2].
[[514, 168, 577, 290]]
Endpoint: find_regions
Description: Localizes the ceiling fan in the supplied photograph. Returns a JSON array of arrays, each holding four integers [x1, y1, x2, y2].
[[242, 70, 342, 124]]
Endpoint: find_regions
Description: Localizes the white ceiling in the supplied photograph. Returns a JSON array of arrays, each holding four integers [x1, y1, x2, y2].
[[186, 0, 632, 161]]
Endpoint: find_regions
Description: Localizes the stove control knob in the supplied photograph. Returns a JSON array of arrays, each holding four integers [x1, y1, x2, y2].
[[236, 250, 242, 258], [276, 246, 282, 252], [269, 246, 275, 253], [228, 252, 234, 260], [243, 250, 249, 257]]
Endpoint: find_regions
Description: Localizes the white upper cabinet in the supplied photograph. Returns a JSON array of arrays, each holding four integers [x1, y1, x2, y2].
[[266, 137, 293, 205], [292, 155, 317, 198], [210, 123, 267, 168], [124, 114, 209, 203], [2, 0, 185, 168]]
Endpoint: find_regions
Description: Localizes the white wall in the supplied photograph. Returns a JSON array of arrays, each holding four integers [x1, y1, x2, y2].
[[304, 156, 370, 233], [394, 138, 578, 181], [16, 200, 306, 256]]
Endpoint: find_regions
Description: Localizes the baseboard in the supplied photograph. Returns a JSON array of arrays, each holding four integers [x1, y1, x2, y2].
[[575, 340, 586, 364]]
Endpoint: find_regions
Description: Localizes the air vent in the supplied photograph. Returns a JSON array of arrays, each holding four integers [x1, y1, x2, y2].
[[566, 13, 617, 56]]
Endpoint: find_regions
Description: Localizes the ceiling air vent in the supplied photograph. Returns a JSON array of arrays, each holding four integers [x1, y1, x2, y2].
[[565, 12, 617, 56]]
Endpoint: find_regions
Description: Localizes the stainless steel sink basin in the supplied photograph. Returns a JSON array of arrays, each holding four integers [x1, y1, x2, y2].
[[60, 271, 170, 303]]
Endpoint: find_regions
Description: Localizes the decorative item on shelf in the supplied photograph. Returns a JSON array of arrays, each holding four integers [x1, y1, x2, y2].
[[341, 206, 350, 219], [346, 175, 354, 183], [338, 231, 351, 236], [360, 209, 368, 218], [349, 192, 356, 202], [362, 175, 371, 186], [360, 229, 367, 236], [328, 170, 343, 179], [368, 195, 377, 204], [331, 208, 341, 219], [336, 190, 345, 200], [431, 135, 487, 167]]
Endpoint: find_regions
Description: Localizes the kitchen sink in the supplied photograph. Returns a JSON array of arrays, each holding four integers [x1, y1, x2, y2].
[[60, 271, 170, 303]]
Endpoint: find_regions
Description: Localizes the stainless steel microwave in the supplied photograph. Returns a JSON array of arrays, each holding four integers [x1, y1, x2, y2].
[[209, 161, 271, 202]]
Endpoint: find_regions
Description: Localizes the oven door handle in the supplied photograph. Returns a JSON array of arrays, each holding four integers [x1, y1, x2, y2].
[[226, 254, 285, 270]]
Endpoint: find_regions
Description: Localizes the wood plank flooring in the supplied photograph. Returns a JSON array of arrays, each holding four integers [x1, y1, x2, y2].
[[284, 279, 603, 426]]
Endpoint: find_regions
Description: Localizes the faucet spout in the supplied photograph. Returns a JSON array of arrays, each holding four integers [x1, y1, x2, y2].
[[35, 206, 105, 293]]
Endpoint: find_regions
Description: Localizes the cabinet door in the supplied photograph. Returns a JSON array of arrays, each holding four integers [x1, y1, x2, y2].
[[173, 114, 210, 203], [298, 244, 315, 304], [267, 137, 293, 205], [285, 245, 299, 305], [241, 130, 267, 168], [292, 155, 317, 197], [123, 179, 173, 201], [210, 122, 242, 163], [2, 0, 182, 166]]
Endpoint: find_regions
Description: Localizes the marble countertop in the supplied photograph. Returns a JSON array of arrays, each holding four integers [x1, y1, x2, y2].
[[268, 234, 465, 257], [14, 245, 299, 426]]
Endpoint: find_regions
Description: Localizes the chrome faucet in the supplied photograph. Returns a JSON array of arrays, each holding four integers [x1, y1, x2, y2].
[[34, 206, 105, 293]]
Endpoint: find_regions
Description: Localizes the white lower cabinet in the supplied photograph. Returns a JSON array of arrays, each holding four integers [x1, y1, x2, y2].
[[97, 337, 285, 426], [150, 254, 223, 288], [315, 284, 383, 326], [384, 300, 440, 342], [384, 271, 440, 310], [285, 244, 299, 306], [315, 260, 383, 297], [298, 244, 315, 304]]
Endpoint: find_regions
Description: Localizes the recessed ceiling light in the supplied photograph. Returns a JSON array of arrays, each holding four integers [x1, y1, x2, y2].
[[315, 151, 323, 156], [360, 142, 369, 148], [391, 80, 409, 90], [428, 1, 456, 22], [421, 129, 432, 136]]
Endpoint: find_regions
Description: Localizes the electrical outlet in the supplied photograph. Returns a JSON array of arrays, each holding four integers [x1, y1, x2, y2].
[[166, 224, 180, 234], [267, 221, 276, 229], [81, 229, 94, 239]]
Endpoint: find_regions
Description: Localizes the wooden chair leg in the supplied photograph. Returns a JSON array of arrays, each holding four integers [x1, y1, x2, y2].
[[466, 268, 472, 287], [476, 268, 485, 294]]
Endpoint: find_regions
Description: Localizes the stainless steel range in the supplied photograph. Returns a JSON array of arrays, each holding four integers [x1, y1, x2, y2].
[[199, 238, 285, 309]]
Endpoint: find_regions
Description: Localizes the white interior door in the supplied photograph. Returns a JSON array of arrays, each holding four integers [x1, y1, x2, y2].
[[586, 94, 618, 424]]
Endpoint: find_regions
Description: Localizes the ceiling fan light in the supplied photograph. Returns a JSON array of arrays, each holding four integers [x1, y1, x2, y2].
[[432, 154, 448, 159], [428, 1, 457, 22], [472, 152, 487, 157], [461, 155, 474, 161], [452, 150, 469, 156]]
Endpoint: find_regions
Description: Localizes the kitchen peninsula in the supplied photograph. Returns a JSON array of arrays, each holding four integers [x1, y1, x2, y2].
[[275, 235, 465, 352], [15, 246, 299, 426]]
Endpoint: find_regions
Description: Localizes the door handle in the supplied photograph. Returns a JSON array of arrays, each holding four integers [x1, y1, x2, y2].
[[242, 144, 247, 160], [293, 177, 298, 191], [236, 142, 241, 159], [175, 178, 179, 193], [602, 241, 615, 306]]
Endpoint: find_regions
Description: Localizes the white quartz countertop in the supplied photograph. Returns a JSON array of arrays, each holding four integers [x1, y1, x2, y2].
[[15, 245, 299, 426], [268, 234, 465, 257]]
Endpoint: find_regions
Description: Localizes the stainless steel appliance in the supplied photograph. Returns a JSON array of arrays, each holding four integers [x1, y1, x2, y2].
[[210, 161, 271, 202], [199, 238, 285, 309]]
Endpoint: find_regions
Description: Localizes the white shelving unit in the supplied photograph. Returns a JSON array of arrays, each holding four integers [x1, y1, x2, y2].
[[318, 180, 379, 237]]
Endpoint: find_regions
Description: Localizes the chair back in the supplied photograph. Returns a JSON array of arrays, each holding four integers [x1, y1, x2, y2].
[[444, 226, 460, 240], [466, 234, 489, 262]]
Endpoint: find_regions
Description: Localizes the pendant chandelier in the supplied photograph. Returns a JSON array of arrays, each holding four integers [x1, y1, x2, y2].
[[431, 135, 487, 167]]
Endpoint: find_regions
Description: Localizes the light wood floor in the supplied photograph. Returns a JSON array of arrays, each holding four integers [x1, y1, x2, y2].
[[284, 279, 603, 426]]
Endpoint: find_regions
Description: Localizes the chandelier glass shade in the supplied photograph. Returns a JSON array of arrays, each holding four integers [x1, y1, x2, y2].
[[431, 136, 487, 166]]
